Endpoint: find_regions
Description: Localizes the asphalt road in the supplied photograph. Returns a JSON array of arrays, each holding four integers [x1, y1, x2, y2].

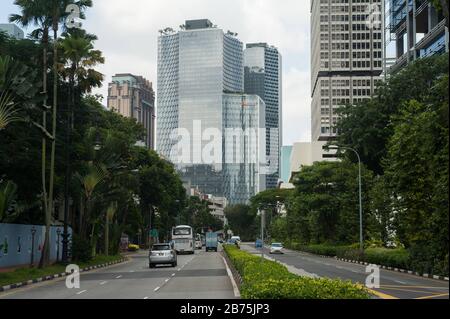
[[0, 248, 238, 299], [241, 243, 449, 299]]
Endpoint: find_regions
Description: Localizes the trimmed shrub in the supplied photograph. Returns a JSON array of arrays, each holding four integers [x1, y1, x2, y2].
[[223, 245, 369, 299], [71, 235, 92, 262]]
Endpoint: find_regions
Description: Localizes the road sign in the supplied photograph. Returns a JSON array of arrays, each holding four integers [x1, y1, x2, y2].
[[150, 229, 158, 237]]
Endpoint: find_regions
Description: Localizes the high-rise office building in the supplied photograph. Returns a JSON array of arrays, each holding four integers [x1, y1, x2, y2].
[[311, 0, 384, 142], [386, 0, 449, 74], [244, 43, 282, 189], [107, 74, 156, 149], [157, 19, 266, 204], [0, 23, 24, 39]]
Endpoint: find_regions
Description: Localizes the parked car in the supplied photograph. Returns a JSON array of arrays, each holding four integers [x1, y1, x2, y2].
[[269, 243, 284, 254], [149, 243, 177, 268], [195, 239, 203, 250]]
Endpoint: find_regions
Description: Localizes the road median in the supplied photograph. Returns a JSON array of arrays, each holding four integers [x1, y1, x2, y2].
[[222, 245, 370, 299]]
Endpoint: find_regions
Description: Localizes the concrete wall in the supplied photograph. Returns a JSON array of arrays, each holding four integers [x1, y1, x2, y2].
[[0, 223, 70, 268]]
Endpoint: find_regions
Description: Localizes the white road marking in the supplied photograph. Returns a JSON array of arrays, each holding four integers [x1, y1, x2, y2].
[[177, 268, 181, 271], [129, 270, 135, 273], [221, 256, 241, 298], [171, 273, 176, 277], [394, 280, 407, 285], [99, 281, 108, 285], [165, 278, 170, 283], [76, 290, 87, 295], [116, 275, 122, 279], [144, 296, 149, 299], [154, 287, 160, 292]]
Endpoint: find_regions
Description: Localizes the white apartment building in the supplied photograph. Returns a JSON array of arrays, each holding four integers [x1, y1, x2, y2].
[[311, 0, 384, 141]]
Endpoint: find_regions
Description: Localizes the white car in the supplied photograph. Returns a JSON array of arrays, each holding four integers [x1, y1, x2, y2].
[[195, 240, 203, 250], [270, 243, 284, 254]]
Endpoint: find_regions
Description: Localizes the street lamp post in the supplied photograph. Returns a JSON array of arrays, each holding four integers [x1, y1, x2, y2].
[[260, 209, 265, 262], [328, 145, 364, 253], [30, 226, 36, 267], [56, 228, 61, 262]]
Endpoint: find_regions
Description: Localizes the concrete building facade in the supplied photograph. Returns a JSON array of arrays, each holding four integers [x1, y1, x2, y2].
[[107, 74, 156, 149], [311, 0, 384, 142], [0, 23, 24, 39]]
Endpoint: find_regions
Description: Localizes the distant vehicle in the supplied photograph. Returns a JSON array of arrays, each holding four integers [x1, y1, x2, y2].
[[128, 243, 140, 251], [149, 243, 177, 268], [195, 233, 203, 250], [206, 232, 218, 252], [172, 225, 194, 254], [255, 239, 263, 248], [230, 236, 241, 244], [269, 243, 284, 254]]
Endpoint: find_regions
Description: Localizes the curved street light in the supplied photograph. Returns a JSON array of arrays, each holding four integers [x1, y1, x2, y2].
[[327, 145, 364, 253]]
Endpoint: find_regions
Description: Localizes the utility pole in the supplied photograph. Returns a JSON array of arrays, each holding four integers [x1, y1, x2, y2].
[[260, 209, 265, 262]]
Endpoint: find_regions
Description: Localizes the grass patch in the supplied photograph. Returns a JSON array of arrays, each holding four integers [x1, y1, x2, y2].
[[223, 245, 369, 299], [0, 255, 123, 287]]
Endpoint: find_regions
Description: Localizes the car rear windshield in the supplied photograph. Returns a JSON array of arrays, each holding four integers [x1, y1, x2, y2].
[[272, 243, 282, 247], [152, 245, 171, 251]]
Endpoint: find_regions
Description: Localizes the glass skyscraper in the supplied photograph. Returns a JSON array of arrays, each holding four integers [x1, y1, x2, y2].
[[157, 19, 266, 204], [244, 43, 282, 189]]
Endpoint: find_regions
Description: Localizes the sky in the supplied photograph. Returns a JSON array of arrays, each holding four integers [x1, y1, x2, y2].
[[1, 0, 313, 145]]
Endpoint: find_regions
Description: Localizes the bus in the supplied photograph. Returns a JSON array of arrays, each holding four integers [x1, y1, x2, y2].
[[171, 225, 194, 254]]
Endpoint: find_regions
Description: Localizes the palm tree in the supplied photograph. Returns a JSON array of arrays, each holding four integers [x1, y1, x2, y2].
[[11, 0, 93, 268], [105, 202, 117, 256], [10, 0, 53, 232]]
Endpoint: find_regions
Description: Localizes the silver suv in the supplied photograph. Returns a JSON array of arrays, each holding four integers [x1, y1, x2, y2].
[[149, 243, 177, 268]]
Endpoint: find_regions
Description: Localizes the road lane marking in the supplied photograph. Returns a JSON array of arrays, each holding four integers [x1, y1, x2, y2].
[[154, 287, 160, 292], [116, 275, 122, 279], [380, 286, 446, 294], [415, 293, 449, 299], [221, 256, 241, 298], [171, 273, 176, 277], [76, 290, 87, 295], [129, 270, 135, 273], [382, 285, 448, 290], [99, 281, 108, 285], [394, 280, 407, 285], [165, 278, 170, 283], [144, 296, 149, 299]]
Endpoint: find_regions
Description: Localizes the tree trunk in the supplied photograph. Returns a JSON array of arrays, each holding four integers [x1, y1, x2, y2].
[[39, 25, 58, 268], [41, 28, 49, 223], [105, 214, 109, 256]]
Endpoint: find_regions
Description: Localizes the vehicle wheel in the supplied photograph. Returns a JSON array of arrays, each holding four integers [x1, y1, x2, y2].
[[149, 264, 154, 268]]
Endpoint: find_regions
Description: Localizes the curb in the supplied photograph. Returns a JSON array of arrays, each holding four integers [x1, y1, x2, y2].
[[335, 257, 449, 282], [0, 257, 128, 293]]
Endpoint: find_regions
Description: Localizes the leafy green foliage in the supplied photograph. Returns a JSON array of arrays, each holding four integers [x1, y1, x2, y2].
[[223, 245, 370, 299], [225, 204, 257, 241]]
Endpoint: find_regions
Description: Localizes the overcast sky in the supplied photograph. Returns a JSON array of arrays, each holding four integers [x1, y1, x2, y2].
[[1, 0, 313, 145]]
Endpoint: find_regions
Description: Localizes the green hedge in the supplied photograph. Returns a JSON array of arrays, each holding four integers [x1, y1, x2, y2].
[[286, 243, 410, 271], [223, 245, 370, 299]]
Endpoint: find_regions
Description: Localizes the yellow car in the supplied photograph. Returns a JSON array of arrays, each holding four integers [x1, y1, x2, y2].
[[128, 244, 140, 251]]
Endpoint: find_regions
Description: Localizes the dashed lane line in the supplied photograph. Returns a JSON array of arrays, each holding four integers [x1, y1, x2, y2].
[[76, 290, 87, 295]]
